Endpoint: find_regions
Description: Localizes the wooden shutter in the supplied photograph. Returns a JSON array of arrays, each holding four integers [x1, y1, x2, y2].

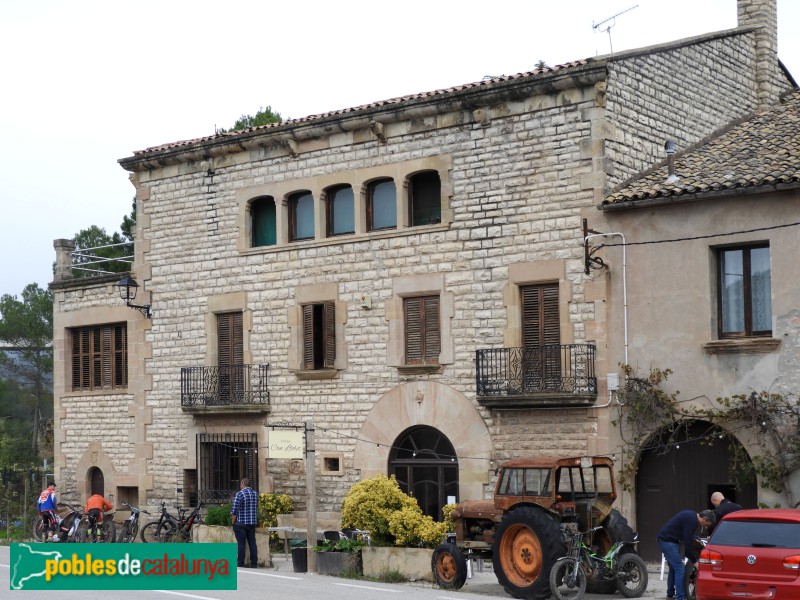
[[522, 284, 560, 347], [323, 301, 336, 368], [302, 304, 314, 369], [404, 296, 440, 365], [218, 312, 244, 402]]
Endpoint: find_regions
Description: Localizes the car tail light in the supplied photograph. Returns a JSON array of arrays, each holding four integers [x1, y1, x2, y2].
[[699, 548, 723, 566], [783, 555, 800, 570]]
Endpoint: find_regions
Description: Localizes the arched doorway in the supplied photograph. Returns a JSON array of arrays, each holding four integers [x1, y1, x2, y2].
[[87, 467, 105, 496], [389, 426, 459, 521], [635, 420, 757, 561]]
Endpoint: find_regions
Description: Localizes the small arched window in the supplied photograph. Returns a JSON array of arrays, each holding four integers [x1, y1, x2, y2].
[[251, 196, 276, 247], [326, 185, 355, 236], [409, 171, 441, 226], [367, 179, 396, 231], [288, 191, 314, 241]]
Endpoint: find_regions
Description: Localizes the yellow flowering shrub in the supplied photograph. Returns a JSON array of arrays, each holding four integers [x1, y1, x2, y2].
[[341, 475, 447, 547], [258, 492, 293, 530], [441, 503, 457, 533], [340, 475, 419, 546]]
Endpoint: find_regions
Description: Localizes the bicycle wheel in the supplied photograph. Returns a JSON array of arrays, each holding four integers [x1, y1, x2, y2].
[[117, 522, 130, 543], [550, 558, 587, 600], [102, 520, 116, 543], [158, 521, 178, 542], [33, 516, 45, 541], [140, 521, 161, 543]]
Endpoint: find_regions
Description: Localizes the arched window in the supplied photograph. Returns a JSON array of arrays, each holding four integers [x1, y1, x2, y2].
[[87, 466, 105, 496], [389, 426, 458, 520], [251, 196, 276, 247], [289, 191, 314, 241], [367, 179, 396, 231], [325, 185, 355, 236], [409, 171, 441, 226]]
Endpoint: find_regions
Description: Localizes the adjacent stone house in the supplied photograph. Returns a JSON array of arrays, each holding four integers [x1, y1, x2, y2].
[[50, 0, 795, 558]]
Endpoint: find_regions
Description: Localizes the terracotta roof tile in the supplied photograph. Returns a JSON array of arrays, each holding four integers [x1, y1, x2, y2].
[[133, 61, 589, 155], [604, 89, 800, 205]]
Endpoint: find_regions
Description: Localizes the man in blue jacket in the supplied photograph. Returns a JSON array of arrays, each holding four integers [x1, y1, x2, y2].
[[657, 509, 715, 600], [37, 482, 59, 542]]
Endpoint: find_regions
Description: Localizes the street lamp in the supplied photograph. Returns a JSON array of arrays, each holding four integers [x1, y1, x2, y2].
[[116, 276, 151, 318]]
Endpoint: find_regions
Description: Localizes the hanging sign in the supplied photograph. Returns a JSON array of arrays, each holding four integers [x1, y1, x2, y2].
[[267, 431, 304, 459]]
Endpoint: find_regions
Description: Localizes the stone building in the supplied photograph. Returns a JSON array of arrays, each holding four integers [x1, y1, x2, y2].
[[50, 0, 795, 557]]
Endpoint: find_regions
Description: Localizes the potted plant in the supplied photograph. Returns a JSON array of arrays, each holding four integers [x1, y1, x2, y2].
[[313, 537, 365, 576]]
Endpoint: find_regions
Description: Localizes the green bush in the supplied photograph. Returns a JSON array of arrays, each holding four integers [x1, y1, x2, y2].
[[388, 506, 447, 548], [205, 503, 232, 526]]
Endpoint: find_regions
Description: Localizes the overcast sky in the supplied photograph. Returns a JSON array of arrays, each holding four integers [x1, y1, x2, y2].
[[1, 0, 798, 300]]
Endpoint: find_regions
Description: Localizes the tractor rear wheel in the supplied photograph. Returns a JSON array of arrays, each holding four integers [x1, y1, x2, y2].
[[492, 507, 566, 600]]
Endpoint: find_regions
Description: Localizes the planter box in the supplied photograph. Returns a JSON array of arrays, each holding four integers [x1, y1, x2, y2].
[[192, 524, 271, 567], [316, 551, 363, 576], [361, 546, 432, 582]]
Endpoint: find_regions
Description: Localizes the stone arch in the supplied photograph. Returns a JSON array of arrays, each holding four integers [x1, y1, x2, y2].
[[353, 381, 492, 501], [75, 443, 117, 503]]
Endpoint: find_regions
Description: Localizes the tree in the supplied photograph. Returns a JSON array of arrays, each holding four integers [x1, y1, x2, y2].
[[218, 105, 282, 133], [72, 225, 132, 277], [0, 283, 53, 460], [120, 196, 136, 242]]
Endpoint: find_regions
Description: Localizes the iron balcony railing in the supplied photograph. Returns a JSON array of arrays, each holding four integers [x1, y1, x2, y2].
[[475, 345, 597, 397], [180, 364, 270, 407]]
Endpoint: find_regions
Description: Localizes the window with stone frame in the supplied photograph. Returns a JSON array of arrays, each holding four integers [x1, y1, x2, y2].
[[325, 185, 355, 236], [251, 196, 276, 247], [197, 433, 257, 504], [404, 296, 441, 365], [367, 178, 396, 231], [409, 171, 441, 226], [718, 244, 772, 338], [302, 301, 336, 370], [71, 323, 128, 391], [288, 191, 314, 241]]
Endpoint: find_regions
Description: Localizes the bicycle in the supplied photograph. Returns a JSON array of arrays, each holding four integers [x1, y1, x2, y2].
[[140, 502, 203, 542], [140, 501, 180, 542], [34, 505, 65, 542], [117, 502, 151, 543], [550, 526, 648, 600], [78, 509, 116, 543]]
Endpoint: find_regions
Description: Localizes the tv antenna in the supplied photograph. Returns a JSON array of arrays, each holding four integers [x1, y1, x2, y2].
[[592, 4, 639, 54]]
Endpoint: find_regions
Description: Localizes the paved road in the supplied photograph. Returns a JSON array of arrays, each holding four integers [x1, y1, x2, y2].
[[1, 544, 671, 599]]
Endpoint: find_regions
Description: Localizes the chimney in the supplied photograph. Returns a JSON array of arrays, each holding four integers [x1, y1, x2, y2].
[[737, 0, 780, 105], [664, 141, 679, 184]]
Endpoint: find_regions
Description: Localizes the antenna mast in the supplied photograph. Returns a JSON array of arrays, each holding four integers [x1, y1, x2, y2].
[[592, 4, 638, 54]]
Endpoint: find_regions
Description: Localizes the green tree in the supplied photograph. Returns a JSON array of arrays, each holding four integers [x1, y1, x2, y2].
[[121, 197, 136, 242], [218, 105, 282, 133], [72, 225, 132, 277], [0, 283, 53, 460]]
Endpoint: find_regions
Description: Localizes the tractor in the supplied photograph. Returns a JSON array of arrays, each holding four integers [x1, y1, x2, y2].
[[432, 456, 636, 600]]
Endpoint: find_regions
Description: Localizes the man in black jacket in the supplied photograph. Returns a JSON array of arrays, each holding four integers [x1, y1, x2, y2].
[[710, 491, 743, 533]]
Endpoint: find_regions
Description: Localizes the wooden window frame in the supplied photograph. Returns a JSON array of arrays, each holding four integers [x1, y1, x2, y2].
[[367, 178, 397, 232], [288, 191, 314, 242], [717, 244, 772, 338], [325, 185, 355, 237], [403, 295, 441, 365], [71, 323, 128, 391], [302, 301, 336, 370]]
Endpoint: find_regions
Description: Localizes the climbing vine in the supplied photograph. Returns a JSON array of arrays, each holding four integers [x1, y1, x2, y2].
[[612, 364, 800, 505]]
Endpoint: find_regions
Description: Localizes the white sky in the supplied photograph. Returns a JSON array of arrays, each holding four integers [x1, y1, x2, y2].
[[1, 0, 798, 300]]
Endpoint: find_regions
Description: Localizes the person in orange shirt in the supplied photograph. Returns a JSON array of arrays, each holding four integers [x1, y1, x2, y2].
[[85, 493, 113, 542]]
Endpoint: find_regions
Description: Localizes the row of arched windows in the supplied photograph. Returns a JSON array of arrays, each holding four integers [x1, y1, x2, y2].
[[250, 170, 442, 247]]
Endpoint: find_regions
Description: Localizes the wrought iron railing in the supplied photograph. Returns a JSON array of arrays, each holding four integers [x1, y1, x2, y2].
[[180, 364, 270, 407], [475, 345, 597, 397]]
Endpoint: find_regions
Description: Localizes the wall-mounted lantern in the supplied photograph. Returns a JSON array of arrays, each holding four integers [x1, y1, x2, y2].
[[116, 276, 151, 318]]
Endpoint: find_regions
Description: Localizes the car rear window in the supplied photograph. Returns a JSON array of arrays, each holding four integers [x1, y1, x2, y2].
[[711, 520, 800, 549]]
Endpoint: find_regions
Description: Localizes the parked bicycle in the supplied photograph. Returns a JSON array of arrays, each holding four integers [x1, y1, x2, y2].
[[78, 509, 116, 543], [117, 502, 151, 543], [140, 502, 203, 542], [34, 504, 65, 541], [550, 525, 648, 600]]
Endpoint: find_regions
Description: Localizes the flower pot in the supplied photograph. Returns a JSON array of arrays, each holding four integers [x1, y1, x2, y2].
[[361, 546, 433, 581]]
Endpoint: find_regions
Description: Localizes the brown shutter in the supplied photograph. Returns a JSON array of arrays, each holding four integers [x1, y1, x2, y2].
[[101, 326, 112, 388], [302, 305, 314, 369], [522, 284, 560, 347], [405, 298, 423, 364], [218, 312, 243, 367], [323, 301, 336, 368], [423, 296, 440, 363]]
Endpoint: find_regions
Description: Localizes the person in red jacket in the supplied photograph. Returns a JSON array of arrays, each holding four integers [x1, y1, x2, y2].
[[85, 493, 113, 542]]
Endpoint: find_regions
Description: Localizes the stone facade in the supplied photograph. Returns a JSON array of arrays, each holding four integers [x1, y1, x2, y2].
[[50, 0, 794, 532]]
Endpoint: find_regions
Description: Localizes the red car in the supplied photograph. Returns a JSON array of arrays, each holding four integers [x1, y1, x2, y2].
[[697, 508, 800, 599]]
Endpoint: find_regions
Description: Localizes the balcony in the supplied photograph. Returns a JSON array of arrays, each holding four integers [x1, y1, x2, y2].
[[181, 364, 271, 414], [475, 345, 597, 408]]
